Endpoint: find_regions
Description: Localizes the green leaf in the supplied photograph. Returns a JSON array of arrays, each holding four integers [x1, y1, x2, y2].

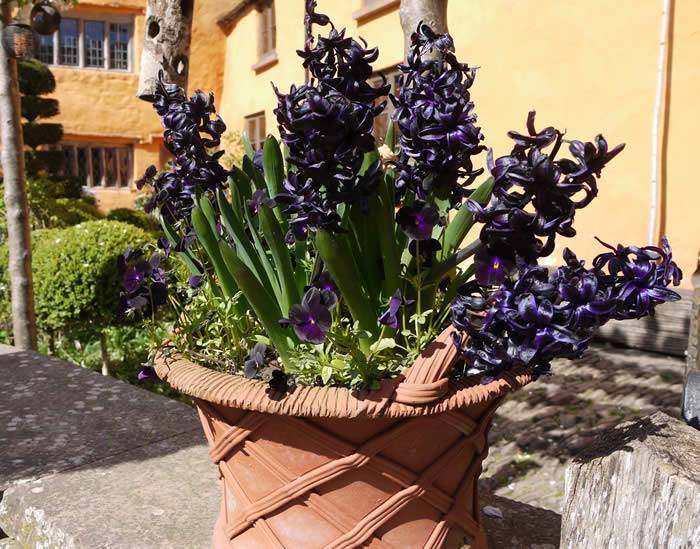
[[321, 365, 334, 385], [369, 338, 397, 354], [242, 202, 281, 303], [228, 170, 253, 216], [440, 176, 493, 261], [315, 229, 378, 353], [198, 195, 219, 236], [384, 121, 397, 152], [160, 216, 201, 276], [242, 156, 266, 191], [219, 242, 293, 364], [216, 189, 278, 302], [258, 205, 300, 315], [262, 136, 289, 233], [242, 133, 255, 160], [191, 206, 239, 301]]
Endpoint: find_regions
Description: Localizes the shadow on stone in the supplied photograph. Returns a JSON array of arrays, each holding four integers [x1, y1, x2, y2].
[[0, 348, 204, 487]]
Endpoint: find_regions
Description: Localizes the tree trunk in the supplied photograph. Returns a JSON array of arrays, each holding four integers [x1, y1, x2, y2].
[[137, 0, 194, 100], [562, 411, 700, 547], [399, 0, 449, 55], [99, 331, 110, 376], [0, 2, 37, 351]]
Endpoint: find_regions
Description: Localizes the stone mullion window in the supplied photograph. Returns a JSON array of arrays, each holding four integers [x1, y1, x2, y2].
[[48, 15, 133, 72]]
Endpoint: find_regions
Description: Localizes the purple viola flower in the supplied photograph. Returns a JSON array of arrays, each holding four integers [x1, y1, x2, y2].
[[123, 267, 144, 293], [396, 201, 440, 240], [188, 275, 203, 289], [311, 271, 338, 295], [248, 189, 276, 215], [244, 342, 268, 379], [137, 366, 157, 382], [157, 237, 172, 258], [390, 22, 485, 207], [408, 238, 441, 267], [378, 289, 414, 330], [283, 287, 337, 344], [474, 245, 515, 286], [118, 249, 169, 317]]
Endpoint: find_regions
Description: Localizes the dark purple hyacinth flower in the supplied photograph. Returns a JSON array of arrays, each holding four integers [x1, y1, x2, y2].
[[136, 76, 230, 233], [378, 289, 414, 330], [452, 239, 681, 376], [283, 287, 337, 344], [390, 23, 485, 207], [470, 112, 625, 274], [396, 201, 441, 240], [272, 1, 389, 240]]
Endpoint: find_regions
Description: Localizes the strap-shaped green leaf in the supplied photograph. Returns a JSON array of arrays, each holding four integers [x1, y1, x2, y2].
[[315, 229, 378, 353], [242, 132, 255, 160], [217, 189, 277, 301], [191, 206, 239, 300], [440, 176, 493, 260], [219, 242, 294, 364], [258, 205, 300, 315], [160, 216, 202, 276]]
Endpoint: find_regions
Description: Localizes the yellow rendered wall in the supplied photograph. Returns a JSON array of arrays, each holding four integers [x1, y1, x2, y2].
[[43, 0, 230, 210], [219, 0, 698, 287]]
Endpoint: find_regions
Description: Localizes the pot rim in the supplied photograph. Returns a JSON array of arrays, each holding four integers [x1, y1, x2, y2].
[[154, 350, 532, 419]]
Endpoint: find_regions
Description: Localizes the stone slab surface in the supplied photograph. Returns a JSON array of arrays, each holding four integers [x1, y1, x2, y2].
[[0, 432, 219, 548], [0, 348, 202, 486], [0, 347, 219, 547]]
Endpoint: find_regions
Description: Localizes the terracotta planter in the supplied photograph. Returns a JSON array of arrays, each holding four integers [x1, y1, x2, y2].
[[155, 329, 532, 548]]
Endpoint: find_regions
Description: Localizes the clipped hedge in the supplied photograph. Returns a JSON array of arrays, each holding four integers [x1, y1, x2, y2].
[[106, 207, 159, 232], [0, 221, 151, 333]]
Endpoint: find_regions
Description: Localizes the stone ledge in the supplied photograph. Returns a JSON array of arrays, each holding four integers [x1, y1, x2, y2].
[[0, 346, 561, 547], [0, 346, 218, 547]]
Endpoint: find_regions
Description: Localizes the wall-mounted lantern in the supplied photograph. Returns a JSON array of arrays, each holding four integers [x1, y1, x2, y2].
[[2, 23, 38, 60], [30, 1, 62, 36]]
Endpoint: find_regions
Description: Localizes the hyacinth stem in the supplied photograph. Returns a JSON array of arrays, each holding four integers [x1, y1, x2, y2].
[[315, 229, 379, 354]]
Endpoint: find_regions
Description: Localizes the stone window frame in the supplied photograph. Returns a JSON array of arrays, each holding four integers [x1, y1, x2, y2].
[[38, 12, 134, 73], [56, 142, 134, 191], [251, 0, 277, 73], [244, 111, 267, 151]]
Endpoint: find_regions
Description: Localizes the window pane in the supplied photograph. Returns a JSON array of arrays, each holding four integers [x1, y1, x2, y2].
[[109, 23, 130, 70], [91, 147, 102, 186], [77, 147, 89, 186], [84, 21, 104, 67], [59, 18, 79, 66], [38, 34, 54, 65], [104, 148, 117, 187], [118, 147, 131, 187]]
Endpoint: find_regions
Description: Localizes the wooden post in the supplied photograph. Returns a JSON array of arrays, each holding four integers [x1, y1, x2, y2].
[[399, 0, 449, 56], [137, 0, 194, 100], [561, 411, 700, 547], [0, 0, 37, 350], [683, 251, 700, 425]]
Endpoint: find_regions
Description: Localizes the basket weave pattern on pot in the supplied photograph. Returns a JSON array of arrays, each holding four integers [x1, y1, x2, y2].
[[155, 329, 532, 548]]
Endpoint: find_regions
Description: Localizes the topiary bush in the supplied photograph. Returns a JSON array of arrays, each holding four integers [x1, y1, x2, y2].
[[18, 59, 64, 175], [31, 220, 152, 331], [106, 207, 159, 233]]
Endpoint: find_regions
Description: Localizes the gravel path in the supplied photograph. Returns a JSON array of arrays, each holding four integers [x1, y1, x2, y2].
[[481, 343, 685, 515]]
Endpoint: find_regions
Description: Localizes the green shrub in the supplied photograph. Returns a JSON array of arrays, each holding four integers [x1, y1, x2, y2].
[[106, 208, 159, 232], [0, 221, 151, 333], [33, 221, 152, 330]]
